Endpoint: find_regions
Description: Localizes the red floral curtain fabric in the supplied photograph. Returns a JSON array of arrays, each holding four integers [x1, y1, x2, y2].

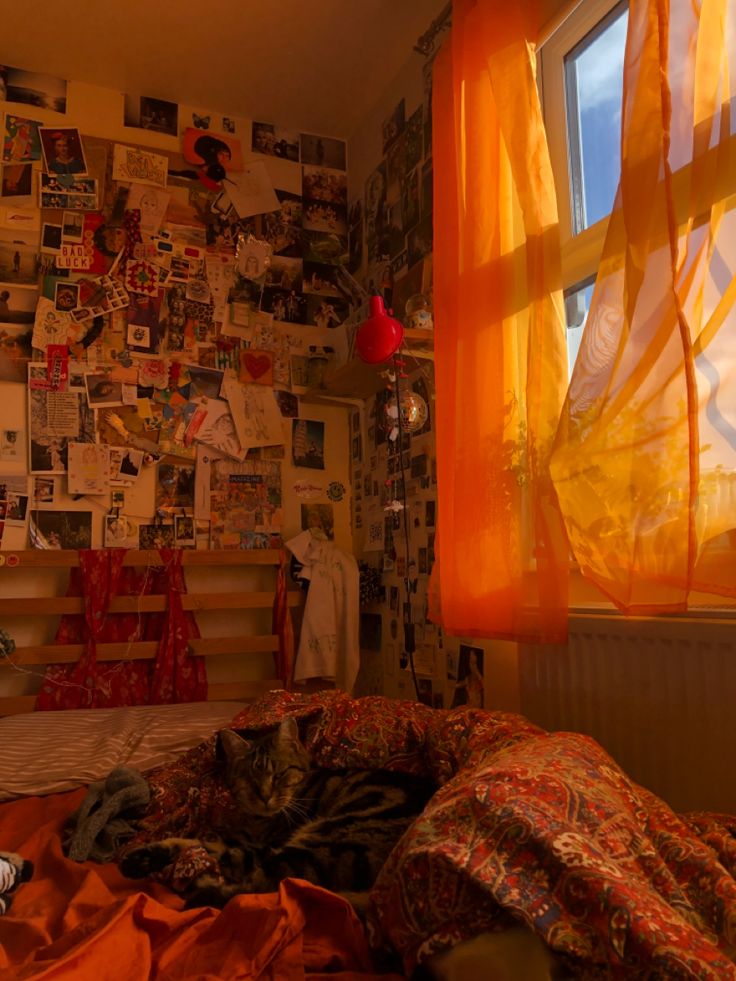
[[36, 549, 207, 710]]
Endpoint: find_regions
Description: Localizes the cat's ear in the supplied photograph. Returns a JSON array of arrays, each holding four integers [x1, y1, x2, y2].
[[275, 716, 300, 747], [217, 728, 250, 763]]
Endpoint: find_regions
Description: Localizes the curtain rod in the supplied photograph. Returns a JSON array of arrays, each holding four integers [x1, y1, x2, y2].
[[414, 3, 452, 56]]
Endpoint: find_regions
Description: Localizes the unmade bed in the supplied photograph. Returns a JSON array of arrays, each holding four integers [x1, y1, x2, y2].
[[0, 689, 736, 980]]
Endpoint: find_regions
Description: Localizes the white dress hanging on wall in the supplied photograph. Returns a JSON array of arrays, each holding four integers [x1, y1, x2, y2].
[[285, 529, 360, 694]]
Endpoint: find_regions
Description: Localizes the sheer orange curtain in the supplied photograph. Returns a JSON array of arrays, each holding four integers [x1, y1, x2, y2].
[[429, 0, 570, 642], [550, 0, 736, 612]]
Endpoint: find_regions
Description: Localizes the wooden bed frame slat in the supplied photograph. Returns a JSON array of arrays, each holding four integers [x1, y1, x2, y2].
[[0, 680, 284, 716], [0, 549, 283, 568], [0, 592, 302, 616], [5, 635, 281, 665]]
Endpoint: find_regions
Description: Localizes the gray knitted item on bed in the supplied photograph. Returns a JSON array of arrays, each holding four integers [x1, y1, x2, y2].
[[65, 766, 150, 863]]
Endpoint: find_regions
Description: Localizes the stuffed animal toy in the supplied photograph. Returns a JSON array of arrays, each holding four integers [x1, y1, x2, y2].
[[0, 851, 33, 914]]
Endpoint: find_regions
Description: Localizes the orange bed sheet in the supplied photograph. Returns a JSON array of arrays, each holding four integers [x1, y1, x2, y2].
[[0, 790, 404, 981]]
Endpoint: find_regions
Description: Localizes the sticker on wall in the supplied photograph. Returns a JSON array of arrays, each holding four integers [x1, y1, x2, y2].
[[293, 480, 323, 499], [326, 480, 345, 502]]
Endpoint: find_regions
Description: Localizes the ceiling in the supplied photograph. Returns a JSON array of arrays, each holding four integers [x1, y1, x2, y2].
[[1, 0, 448, 139]]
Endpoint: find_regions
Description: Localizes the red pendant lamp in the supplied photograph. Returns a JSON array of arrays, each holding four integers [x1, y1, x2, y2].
[[354, 294, 404, 364]]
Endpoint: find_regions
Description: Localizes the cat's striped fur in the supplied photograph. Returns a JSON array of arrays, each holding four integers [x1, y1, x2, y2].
[[121, 717, 435, 910]]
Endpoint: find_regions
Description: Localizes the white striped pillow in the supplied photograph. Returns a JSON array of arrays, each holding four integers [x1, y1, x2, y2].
[[0, 701, 248, 801]]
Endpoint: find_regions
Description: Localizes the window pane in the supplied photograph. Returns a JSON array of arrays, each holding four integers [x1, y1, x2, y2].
[[565, 3, 628, 232], [564, 282, 595, 376]]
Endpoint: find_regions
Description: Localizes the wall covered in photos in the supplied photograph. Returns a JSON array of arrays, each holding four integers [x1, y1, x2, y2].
[[0, 69, 355, 694], [347, 38, 522, 714]]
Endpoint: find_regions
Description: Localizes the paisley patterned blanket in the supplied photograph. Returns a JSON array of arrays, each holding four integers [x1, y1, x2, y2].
[[126, 689, 736, 979]]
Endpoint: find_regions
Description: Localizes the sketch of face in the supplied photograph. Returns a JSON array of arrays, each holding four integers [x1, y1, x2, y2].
[[213, 415, 236, 441], [139, 191, 159, 226]]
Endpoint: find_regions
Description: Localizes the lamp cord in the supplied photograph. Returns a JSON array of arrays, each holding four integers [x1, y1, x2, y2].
[[392, 355, 421, 702]]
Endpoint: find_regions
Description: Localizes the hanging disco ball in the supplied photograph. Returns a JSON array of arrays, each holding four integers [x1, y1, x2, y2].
[[399, 391, 428, 433]]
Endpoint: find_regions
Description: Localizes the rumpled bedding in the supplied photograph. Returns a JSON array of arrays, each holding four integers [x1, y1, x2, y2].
[[0, 788, 401, 980], [124, 689, 736, 979]]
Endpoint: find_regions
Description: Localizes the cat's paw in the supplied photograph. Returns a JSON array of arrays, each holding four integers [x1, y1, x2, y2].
[[183, 875, 233, 910], [119, 843, 174, 879]]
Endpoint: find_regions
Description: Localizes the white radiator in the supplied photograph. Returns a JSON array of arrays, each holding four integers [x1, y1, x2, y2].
[[519, 613, 736, 815]]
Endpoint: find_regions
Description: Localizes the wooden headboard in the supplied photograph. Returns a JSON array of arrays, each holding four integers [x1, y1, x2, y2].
[[0, 549, 301, 716]]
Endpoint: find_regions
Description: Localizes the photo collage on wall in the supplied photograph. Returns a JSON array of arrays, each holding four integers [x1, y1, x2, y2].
[[349, 49, 456, 707], [0, 70, 352, 552]]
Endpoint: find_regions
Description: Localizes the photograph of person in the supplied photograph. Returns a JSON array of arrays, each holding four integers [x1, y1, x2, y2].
[[451, 645, 485, 709], [84, 372, 124, 408], [39, 127, 87, 176]]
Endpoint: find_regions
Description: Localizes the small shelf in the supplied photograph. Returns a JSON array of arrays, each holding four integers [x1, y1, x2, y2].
[[300, 331, 434, 404]]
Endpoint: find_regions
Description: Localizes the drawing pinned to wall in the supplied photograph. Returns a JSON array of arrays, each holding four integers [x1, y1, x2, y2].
[[2, 115, 42, 162], [112, 144, 168, 188]]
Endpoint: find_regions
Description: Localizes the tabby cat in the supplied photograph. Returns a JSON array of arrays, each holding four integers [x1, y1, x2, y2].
[[120, 717, 436, 910]]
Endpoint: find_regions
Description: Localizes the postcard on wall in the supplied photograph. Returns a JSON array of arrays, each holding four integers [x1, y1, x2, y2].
[[104, 513, 140, 549], [156, 461, 195, 514], [123, 95, 178, 137], [174, 513, 195, 548], [300, 133, 346, 171], [3, 115, 42, 163], [252, 122, 299, 162], [0, 428, 22, 461], [38, 127, 88, 177], [30, 510, 92, 550], [0, 206, 40, 232], [139, 522, 175, 549], [363, 509, 385, 552], [0, 283, 37, 329], [112, 143, 168, 188], [0, 474, 29, 526], [67, 441, 110, 496], [39, 174, 98, 211], [1, 67, 68, 113], [1, 163, 33, 201], [182, 128, 243, 173], [292, 419, 325, 470]]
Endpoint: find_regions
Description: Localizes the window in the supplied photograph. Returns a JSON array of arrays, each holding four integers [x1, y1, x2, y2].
[[563, 280, 594, 376], [540, 0, 628, 376], [564, 2, 628, 232]]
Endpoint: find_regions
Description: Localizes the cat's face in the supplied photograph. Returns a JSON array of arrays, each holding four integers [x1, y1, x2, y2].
[[218, 719, 310, 817]]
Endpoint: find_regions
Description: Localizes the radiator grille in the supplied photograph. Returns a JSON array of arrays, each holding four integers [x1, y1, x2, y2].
[[519, 615, 736, 814]]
